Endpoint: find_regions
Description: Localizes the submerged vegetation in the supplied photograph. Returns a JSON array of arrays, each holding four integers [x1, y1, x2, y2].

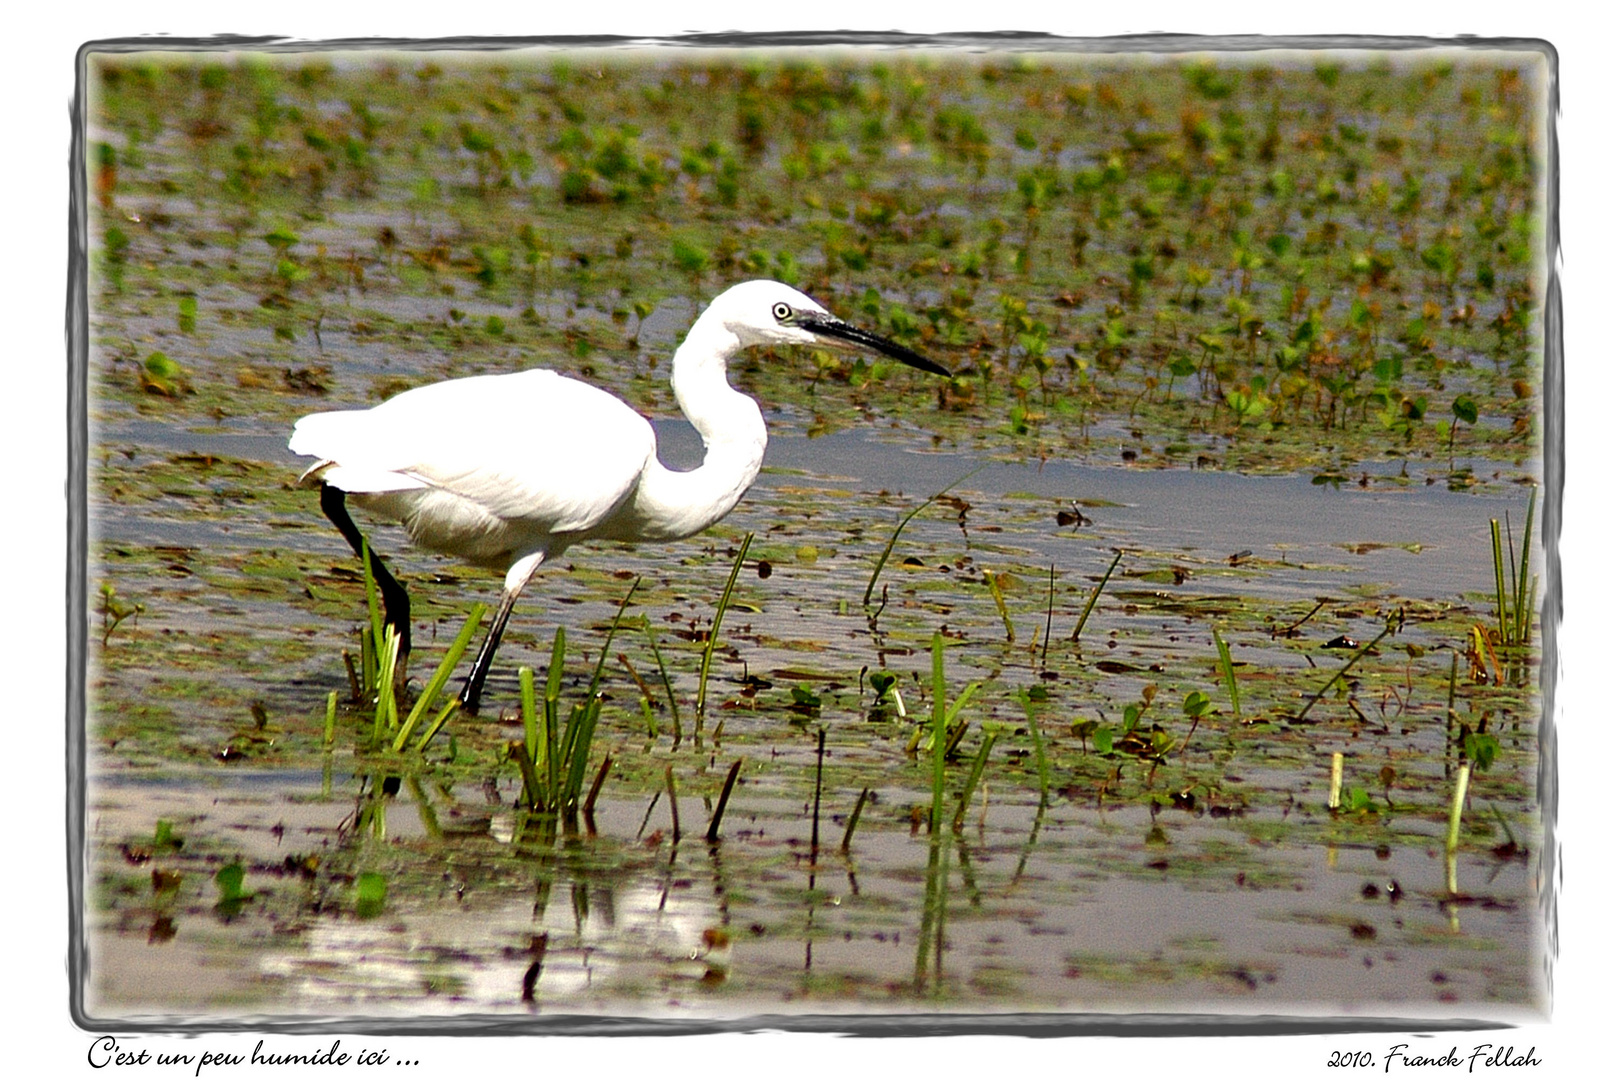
[[83, 44, 1547, 1017]]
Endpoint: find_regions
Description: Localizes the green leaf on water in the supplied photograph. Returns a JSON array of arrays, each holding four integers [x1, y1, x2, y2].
[[140, 351, 190, 396], [214, 862, 247, 901], [1463, 730, 1501, 772], [262, 225, 300, 252], [1338, 787, 1374, 813], [356, 871, 388, 918]]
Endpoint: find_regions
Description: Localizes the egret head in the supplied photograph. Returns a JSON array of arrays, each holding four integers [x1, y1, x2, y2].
[[709, 279, 952, 376]]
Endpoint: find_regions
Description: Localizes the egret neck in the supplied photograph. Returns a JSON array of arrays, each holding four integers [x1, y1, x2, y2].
[[621, 312, 769, 542]]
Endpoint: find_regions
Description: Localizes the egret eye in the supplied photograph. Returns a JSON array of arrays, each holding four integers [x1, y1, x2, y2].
[[771, 301, 792, 322]]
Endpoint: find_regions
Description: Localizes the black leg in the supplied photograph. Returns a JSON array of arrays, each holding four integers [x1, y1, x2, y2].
[[459, 587, 520, 715], [319, 483, 412, 663]]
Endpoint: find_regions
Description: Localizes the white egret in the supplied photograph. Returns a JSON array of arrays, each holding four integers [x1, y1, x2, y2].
[[290, 279, 951, 713]]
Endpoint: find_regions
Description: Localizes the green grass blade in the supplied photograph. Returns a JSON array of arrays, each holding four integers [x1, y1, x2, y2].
[[1068, 548, 1123, 641], [930, 633, 947, 836], [414, 697, 464, 754], [1214, 626, 1241, 719], [323, 691, 338, 749], [983, 569, 1016, 643], [359, 627, 375, 697], [706, 759, 744, 843], [519, 665, 539, 762], [697, 532, 753, 719], [393, 602, 486, 751], [509, 741, 545, 812], [1018, 690, 1050, 807], [1516, 486, 1536, 644], [1294, 614, 1399, 723], [542, 627, 566, 798], [944, 681, 983, 728], [1489, 516, 1508, 646], [586, 576, 640, 699], [563, 698, 602, 812], [544, 625, 567, 702], [840, 788, 871, 852], [952, 729, 999, 831], [370, 627, 399, 748], [642, 620, 683, 747], [863, 464, 987, 607]]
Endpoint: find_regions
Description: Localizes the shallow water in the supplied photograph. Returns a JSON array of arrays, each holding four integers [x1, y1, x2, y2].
[[87, 767, 1539, 1020], [98, 416, 1533, 604]]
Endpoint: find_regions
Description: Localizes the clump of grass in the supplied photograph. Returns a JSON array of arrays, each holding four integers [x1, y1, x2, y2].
[[512, 578, 639, 821], [355, 871, 387, 919], [905, 666, 981, 760], [396, 604, 486, 751], [1490, 486, 1537, 648], [214, 862, 251, 916], [369, 625, 401, 749], [348, 536, 486, 752]]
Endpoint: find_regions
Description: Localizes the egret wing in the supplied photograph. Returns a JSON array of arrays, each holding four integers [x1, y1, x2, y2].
[[291, 370, 656, 534]]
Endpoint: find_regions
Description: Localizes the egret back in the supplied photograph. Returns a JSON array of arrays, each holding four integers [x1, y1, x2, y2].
[[290, 369, 658, 564]]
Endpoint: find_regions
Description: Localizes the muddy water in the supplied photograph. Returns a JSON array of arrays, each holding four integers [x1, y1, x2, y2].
[[86, 417, 1544, 1022], [88, 767, 1537, 1019]]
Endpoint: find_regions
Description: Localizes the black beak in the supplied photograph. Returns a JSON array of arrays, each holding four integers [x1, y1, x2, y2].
[[795, 312, 953, 377]]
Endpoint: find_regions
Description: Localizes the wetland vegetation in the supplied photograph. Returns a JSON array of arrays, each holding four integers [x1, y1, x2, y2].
[[81, 42, 1549, 1022]]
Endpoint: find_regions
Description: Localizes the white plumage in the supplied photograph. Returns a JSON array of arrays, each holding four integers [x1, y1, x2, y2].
[[293, 370, 662, 569], [291, 279, 949, 712]]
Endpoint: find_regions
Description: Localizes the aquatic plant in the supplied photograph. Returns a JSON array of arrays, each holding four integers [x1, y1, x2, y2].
[[863, 465, 986, 608], [1490, 486, 1538, 649], [513, 579, 638, 819], [697, 533, 753, 721]]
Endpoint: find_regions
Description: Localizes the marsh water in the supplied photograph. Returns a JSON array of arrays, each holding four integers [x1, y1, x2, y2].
[[81, 46, 1549, 1023]]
